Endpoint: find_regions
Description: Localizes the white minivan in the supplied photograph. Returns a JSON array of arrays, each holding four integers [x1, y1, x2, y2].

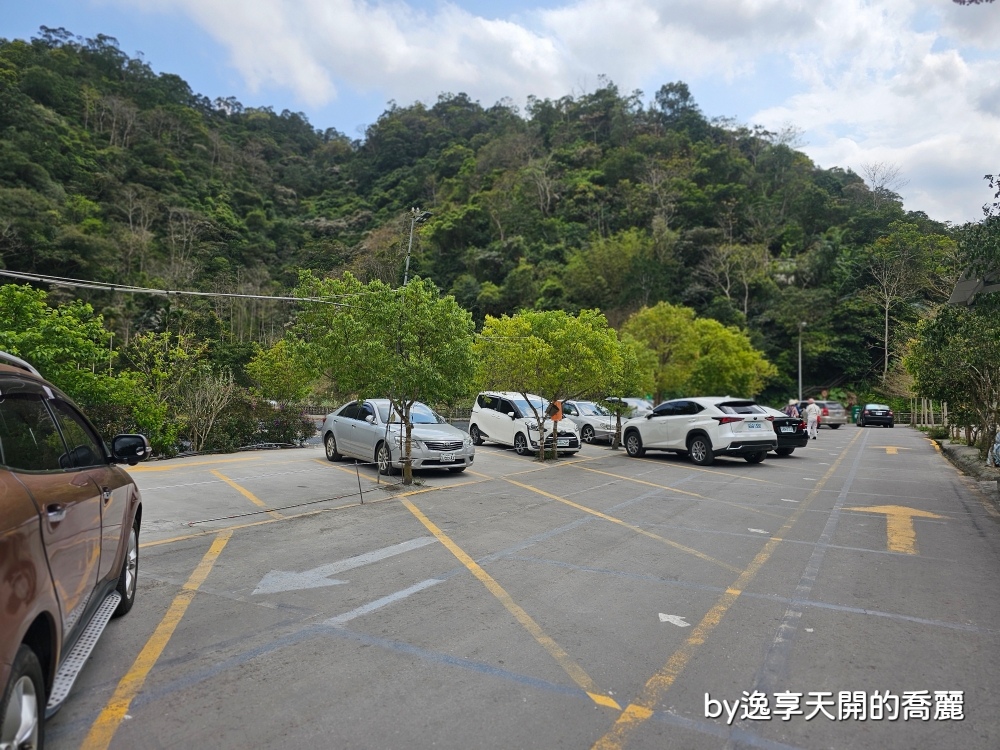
[[469, 392, 581, 456]]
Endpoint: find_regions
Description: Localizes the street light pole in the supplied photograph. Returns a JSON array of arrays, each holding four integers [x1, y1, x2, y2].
[[798, 321, 806, 402], [403, 207, 432, 286]]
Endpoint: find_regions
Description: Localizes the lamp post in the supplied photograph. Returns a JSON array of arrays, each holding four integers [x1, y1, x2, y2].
[[403, 207, 432, 286], [798, 321, 807, 403]]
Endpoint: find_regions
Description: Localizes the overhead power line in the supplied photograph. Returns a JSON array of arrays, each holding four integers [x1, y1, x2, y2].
[[0, 269, 359, 305]]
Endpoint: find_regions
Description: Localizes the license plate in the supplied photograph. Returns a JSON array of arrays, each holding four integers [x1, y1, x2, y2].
[[747, 422, 763, 430], [780, 426, 794, 433], [557, 438, 570, 446], [874, 411, 884, 415], [440, 453, 455, 463]]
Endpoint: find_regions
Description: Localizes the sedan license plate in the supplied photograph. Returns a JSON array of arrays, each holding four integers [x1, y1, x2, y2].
[[557, 438, 570, 447], [780, 426, 794, 433], [440, 453, 455, 463], [747, 422, 763, 430]]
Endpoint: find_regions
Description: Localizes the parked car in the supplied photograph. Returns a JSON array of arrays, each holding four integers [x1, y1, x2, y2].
[[761, 405, 809, 456], [797, 400, 848, 429], [562, 400, 615, 444], [857, 403, 895, 428], [321, 399, 474, 474], [1, 351, 151, 747], [622, 397, 777, 465], [469, 392, 581, 456], [604, 397, 654, 418]]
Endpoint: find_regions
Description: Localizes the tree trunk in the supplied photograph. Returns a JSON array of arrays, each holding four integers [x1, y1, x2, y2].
[[402, 404, 414, 485]]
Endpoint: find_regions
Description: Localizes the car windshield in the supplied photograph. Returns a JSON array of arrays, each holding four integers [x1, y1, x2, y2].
[[577, 401, 609, 416], [511, 396, 547, 417], [377, 402, 444, 424], [867, 404, 890, 410]]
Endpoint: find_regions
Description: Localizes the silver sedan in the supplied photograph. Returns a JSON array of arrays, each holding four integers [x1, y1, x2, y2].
[[321, 399, 474, 474], [562, 400, 615, 443]]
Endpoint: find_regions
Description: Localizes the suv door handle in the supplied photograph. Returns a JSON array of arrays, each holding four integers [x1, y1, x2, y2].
[[102, 486, 112, 503], [46, 504, 67, 522]]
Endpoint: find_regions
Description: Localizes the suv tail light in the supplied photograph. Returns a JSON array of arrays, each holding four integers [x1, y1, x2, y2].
[[822, 407, 829, 416], [798, 420, 807, 430], [765, 416, 774, 422], [863, 410, 870, 415], [713, 416, 743, 425], [888, 410, 894, 416]]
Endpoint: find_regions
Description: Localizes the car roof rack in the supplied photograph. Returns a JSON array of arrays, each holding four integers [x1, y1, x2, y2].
[[0, 350, 42, 377]]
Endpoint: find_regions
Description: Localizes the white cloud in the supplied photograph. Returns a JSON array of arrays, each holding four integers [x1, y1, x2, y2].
[[115, 0, 999, 223]]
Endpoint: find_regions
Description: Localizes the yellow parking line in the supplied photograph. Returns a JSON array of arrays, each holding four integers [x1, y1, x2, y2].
[[142, 478, 491, 548], [82, 530, 232, 750], [210, 470, 283, 520], [399, 496, 621, 710], [129, 455, 278, 473], [311, 457, 384, 481], [591, 428, 863, 750], [575, 466, 785, 519], [504, 479, 741, 574]]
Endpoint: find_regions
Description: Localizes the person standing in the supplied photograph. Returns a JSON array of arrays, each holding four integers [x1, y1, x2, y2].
[[804, 398, 822, 440], [782, 399, 800, 418]]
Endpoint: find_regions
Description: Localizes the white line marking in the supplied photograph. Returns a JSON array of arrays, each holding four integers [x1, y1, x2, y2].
[[254, 537, 437, 594], [781, 499, 798, 503], [748, 528, 769, 535], [658, 613, 690, 627], [324, 579, 443, 627]]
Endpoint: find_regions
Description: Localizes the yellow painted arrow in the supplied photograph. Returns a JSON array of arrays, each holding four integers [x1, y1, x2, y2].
[[873, 446, 910, 455], [846, 505, 943, 554]]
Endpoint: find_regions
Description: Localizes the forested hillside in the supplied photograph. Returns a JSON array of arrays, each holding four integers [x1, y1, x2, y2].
[[0, 28, 963, 409]]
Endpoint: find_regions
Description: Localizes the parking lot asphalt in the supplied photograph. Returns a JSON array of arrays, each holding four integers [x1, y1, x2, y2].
[[47, 426, 1000, 749]]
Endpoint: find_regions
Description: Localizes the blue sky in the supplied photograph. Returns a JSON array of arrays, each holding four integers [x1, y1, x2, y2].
[[4, 0, 999, 223]]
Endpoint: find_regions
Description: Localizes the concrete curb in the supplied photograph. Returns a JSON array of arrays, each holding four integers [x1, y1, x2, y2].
[[937, 439, 1000, 503]]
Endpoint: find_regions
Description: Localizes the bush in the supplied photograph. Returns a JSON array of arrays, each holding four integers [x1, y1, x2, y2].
[[202, 396, 315, 452], [926, 426, 949, 440]]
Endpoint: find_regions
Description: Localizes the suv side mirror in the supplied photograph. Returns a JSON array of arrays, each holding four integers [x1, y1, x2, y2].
[[365, 414, 375, 424], [111, 434, 152, 466], [507, 411, 516, 419]]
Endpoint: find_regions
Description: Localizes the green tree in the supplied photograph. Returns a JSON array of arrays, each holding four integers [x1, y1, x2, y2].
[[620, 302, 700, 401], [0, 284, 172, 450], [474, 309, 618, 459], [861, 221, 957, 381], [604, 333, 656, 448], [246, 338, 315, 404], [686, 319, 778, 397], [294, 272, 475, 485], [906, 297, 1000, 453]]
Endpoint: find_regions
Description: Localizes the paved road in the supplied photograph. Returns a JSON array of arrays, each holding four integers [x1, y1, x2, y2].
[[47, 425, 1000, 749]]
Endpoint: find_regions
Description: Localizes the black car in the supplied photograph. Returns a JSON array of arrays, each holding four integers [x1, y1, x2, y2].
[[858, 403, 894, 427], [763, 406, 808, 456]]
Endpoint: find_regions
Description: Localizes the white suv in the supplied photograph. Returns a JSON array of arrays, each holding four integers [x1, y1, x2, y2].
[[469, 392, 581, 456], [622, 397, 776, 465]]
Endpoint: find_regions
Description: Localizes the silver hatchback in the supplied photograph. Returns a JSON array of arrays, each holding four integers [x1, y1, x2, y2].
[[321, 399, 474, 474]]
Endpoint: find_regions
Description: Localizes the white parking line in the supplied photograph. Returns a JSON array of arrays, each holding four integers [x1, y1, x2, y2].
[[323, 579, 443, 627]]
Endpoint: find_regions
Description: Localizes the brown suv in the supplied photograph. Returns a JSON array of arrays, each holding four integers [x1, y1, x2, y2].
[[1, 352, 150, 748]]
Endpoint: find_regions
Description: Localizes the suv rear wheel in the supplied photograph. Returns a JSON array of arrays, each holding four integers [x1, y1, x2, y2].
[[469, 424, 484, 446], [1, 645, 44, 750], [687, 435, 714, 466], [744, 451, 766, 464]]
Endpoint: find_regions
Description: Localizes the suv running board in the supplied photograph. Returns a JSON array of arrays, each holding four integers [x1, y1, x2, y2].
[[46, 592, 122, 716]]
